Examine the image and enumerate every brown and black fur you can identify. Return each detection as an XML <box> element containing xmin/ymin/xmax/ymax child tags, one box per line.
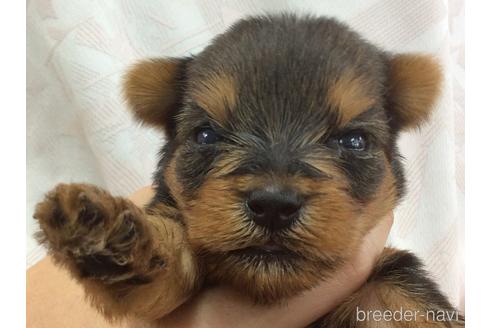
<box><xmin>34</xmin><ymin>14</ymin><xmax>463</xmax><ymax>327</ymax></box>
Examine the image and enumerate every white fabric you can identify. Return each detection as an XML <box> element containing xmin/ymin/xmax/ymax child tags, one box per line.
<box><xmin>27</xmin><ymin>0</ymin><xmax>465</xmax><ymax>311</ymax></box>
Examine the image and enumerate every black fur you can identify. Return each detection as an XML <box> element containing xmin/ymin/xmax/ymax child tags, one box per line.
<box><xmin>152</xmin><ymin>14</ymin><xmax>402</xmax><ymax>206</ymax></box>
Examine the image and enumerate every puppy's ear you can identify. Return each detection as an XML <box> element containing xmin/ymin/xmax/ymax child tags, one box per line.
<box><xmin>386</xmin><ymin>54</ymin><xmax>443</xmax><ymax>131</ymax></box>
<box><xmin>123</xmin><ymin>58</ymin><xmax>189</xmax><ymax>137</ymax></box>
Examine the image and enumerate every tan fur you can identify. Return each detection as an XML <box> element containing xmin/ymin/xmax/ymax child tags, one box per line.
<box><xmin>163</xmin><ymin>155</ymin><xmax>185</xmax><ymax>205</ymax></box>
<box><xmin>387</xmin><ymin>54</ymin><xmax>443</xmax><ymax>130</ymax></box>
<box><xmin>189</xmin><ymin>72</ymin><xmax>237</xmax><ymax>124</ymax></box>
<box><xmin>328</xmin><ymin>70</ymin><xmax>376</xmax><ymax>126</ymax></box>
<box><xmin>181</xmin><ymin>160</ymin><xmax>367</xmax><ymax>302</ymax></box>
<box><xmin>184</xmin><ymin>173</ymin><xmax>339</xmax><ymax>302</ymax></box>
<box><xmin>182</xmin><ymin>150</ymin><xmax>395</xmax><ymax>272</ymax></box>
<box><xmin>123</xmin><ymin>58</ymin><xmax>182</xmax><ymax>129</ymax></box>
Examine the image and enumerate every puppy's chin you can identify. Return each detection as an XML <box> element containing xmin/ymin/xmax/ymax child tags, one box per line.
<box><xmin>202</xmin><ymin>247</ymin><xmax>342</xmax><ymax>304</ymax></box>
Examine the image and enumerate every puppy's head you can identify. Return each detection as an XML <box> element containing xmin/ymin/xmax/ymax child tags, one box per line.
<box><xmin>124</xmin><ymin>15</ymin><xmax>442</xmax><ymax>303</ymax></box>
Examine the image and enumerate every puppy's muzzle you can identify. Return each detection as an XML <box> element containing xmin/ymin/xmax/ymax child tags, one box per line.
<box><xmin>246</xmin><ymin>187</ymin><xmax>302</xmax><ymax>231</ymax></box>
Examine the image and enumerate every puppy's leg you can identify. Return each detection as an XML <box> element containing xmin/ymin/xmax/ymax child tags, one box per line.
<box><xmin>34</xmin><ymin>183</ymin><xmax>199</xmax><ymax>321</ymax></box>
<box><xmin>310</xmin><ymin>248</ymin><xmax>464</xmax><ymax>328</ymax></box>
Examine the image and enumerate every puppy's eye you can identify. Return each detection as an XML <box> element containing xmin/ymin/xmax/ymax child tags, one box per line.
<box><xmin>338</xmin><ymin>132</ymin><xmax>367</xmax><ymax>151</ymax></box>
<box><xmin>196</xmin><ymin>128</ymin><xmax>219</xmax><ymax>145</ymax></box>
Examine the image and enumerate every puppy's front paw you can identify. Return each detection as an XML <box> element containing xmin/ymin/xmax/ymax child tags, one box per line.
<box><xmin>34</xmin><ymin>183</ymin><xmax>148</xmax><ymax>281</ymax></box>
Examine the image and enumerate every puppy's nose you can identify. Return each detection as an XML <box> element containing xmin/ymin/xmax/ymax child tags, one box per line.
<box><xmin>246</xmin><ymin>189</ymin><xmax>301</xmax><ymax>231</ymax></box>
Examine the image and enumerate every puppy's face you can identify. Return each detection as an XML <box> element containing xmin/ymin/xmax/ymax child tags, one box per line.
<box><xmin>124</xmin><ymin>15</ymin><xmax>442</xmax><ymax>302</ymax></box>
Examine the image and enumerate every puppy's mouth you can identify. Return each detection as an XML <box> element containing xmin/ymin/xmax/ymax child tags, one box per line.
<box><xmin>230</xmin><ymin>241</ymin><xmax>300</xmax><ymax>261</ymax></box>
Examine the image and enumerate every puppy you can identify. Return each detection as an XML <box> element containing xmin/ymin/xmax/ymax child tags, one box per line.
<box><xmin>34</xmin><ymin>14</ymin><xmax>464</xmax><ymax>327</ymax></box>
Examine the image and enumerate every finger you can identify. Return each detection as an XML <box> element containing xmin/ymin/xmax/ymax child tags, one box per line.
<box><xmin>352</xmin><ymin>212</ymin><xmax>394</xmax><ymax>275</ymax></box>
<box><xmin>128</xmin><ymin>186</ymin><xmax>154</xmax><ymax>207</ymax></box>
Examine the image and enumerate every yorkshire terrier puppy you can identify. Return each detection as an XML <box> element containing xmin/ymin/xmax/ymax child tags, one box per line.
<box><xmin>34</xmin><ymin>14</ymin><xmax>464</xmax><ymax>327</ymax></box>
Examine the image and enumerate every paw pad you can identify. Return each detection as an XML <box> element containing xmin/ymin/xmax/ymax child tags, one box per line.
<box><xmin>77</xmin><ymin>193</ymin><xmax>104</xmax><ymax>227</ymax></box>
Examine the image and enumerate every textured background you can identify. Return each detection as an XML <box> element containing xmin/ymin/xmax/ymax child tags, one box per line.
<box><xmin>26</xmin><ymin>0</ymin><xmax>465</xmax><ymax>311</ymax></box>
